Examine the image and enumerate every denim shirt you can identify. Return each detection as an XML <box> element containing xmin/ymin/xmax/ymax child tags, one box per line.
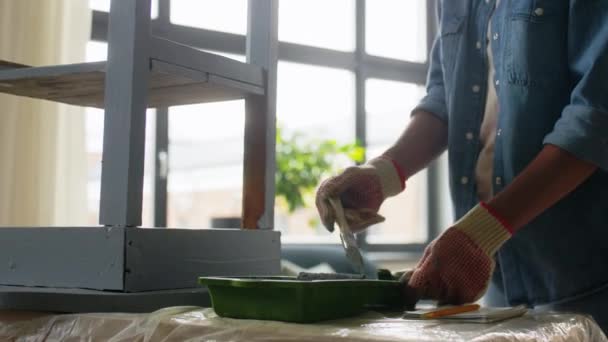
<box><xmin>414</xmin><ymin>0</ymin><xmax>608</xmax><ymax>306</ymax></box>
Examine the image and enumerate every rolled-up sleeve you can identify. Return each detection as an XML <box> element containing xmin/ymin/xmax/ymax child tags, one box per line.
<box><xmin>543</xmin><ymin>2</ymin><xmax>608</xmax><ymax>170</ymax></box>
<box><xmin>411</xmin><ymin>3</ymin><xmax>449</xmax><ymax>124</ymax></box>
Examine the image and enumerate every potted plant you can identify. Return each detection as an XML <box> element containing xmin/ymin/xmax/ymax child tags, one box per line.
<box><xmin>275</xmin><ymin>127</ymin><xmax>365</xmax><ymax>227</ymax></box>
<box><xmin>209</xmin><ymin>127</ymin><xmax>364</xmax><ymax>229</ymax></box>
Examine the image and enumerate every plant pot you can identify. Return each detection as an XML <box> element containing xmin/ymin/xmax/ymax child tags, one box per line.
<box><xmin>210</xmin><ymin>216</ymin><xmax>241</xmax><ymax>229</ymax></box>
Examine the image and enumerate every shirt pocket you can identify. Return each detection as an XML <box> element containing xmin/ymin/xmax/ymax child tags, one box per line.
<box><xmin>504</xmin><ymin>0</ymin><xmax>569</xmax><ymax>88</ymax></box>
<box><xmin>439</xmin><ymin>16</ymin><xmax>465</xmax><ymax>89</ymax></box>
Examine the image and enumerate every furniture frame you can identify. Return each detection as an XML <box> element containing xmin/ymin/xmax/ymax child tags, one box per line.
<box><xmin>0</xmin><ymin>0</ymin><xmax>280</xmax><ymax>312</ymax></box>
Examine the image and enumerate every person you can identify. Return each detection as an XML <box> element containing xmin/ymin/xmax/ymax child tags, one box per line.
<box><xmin>315</xmin><ymin>0</ymin><xmax>608</xmax><ymax>332</ymax></box>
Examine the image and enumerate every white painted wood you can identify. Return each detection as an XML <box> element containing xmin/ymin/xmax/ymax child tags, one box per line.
<box><xmin>243</xmin><ymin>0</ymin><xmax>279</xmax><ymax>229</ymax></box>
<box><xmin>124</xmin><ymin>228</ymin><xmax>281</xmax><ymax>291</ymax></box>
<box><xmin>99</xmin><ymin>0</ymin><xmax>152</xmax><ymax>227</ymax></box>
<box><xmin>149</xmin><ymin>37</ymin><xmax>264</xmax><ymax>87</ymax></box>
<box><xmin>0</xmin><ymin>60</ymin><xmax>264</xmax><ymax>108</ymax></box>
<box><xmin>0</xmin><ymin>286</ymin><xmax>211</xmax><ymax>313</ymax></box>
<box><xmin>0</xmin><ymin>227</ymin><xmax>125</xmax><ymax>290</ymax></box>
<box><xmin>0</xmin><ymin>227</ymin><xmax>280</xmax><ymax>292</ymax></box>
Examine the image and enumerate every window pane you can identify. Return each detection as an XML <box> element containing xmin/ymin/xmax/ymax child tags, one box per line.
<box><xmin>364</xmin><ymin>79</ymin><xmax>427</xmax><ymax>244</ymax></box>
<box><xmin>86</xmin><ymin>41</ymin><xmax>107</xmax><ymax>62</ymax></box>
<box><xmin>278</xmin><ymin>62</ymin><xmax>355</xmax><ymax>142</ymax></box>
<box><xmin>365</xmin><ymin>0</ymin><xmax>427</xmax><ymax>62</ymax></box>
<box><xmin>364</xmin><ymin>146</ymin><xmax>428</xmax><ymax>244</ymax></box>
<box><xmin>279</xmin><ymin>0</ymin><xmax>355</xmax><ymax>51</ymax></box>
<box><xmin>170</xmin><ymin>0</ymin><xmax>247</xmax><ymax>34</ymax></box>
<box><xmin>438</xmin><ymin>152</ymin><xmax>454</xmax><ymax>230</ymax></box>
<box><xmin>85</xmin><ymin>42</ymin><xmax>155</xmax><ymax>226</ymax></box>
<box><xmin>366</xmin><ymin>78</ymin><xmax>425</xmax><ymax>146</ymax></box>
<box><xmin>277</xmin><ymin>62</ymin><xmax>355</xmax><ymax>243</ymax></box>
<box><xmin>89</xmin><ymin>0</ymin><xmax>158</xmax><ymax>18</ymax></box>
<box><xmin>168</xmin><ymin>101</ymin><xmax>245</xmax><ymax>228</ymax></box>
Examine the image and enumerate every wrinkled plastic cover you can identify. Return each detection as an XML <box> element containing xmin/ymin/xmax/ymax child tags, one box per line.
<box><xmin>0</xmin><ymin>307</ymin><xmax>605</xmax><ymax>342</ymax></box>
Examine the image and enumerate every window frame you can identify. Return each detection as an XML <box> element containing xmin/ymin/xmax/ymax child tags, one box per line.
<box><xmin>90</xmin><ymin>0</ymin><xmax>440</xmax><ymax>254</ymax></box>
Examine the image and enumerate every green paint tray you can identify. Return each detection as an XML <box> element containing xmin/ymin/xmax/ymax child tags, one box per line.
<box><xmin>199</xmin><ymin>276</ymin><xmax>404</xmax><ymax>323</ymax></box>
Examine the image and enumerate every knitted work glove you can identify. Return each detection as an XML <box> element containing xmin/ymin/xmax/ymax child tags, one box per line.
<box><xmin>315</xmin><ymin>156</ymin><xmax>406</xmax><ymax>233</ymax></box>
<box><xmin>408</xmin><ymin>203</ymin><xmax>513</xmax><ymax>304</ymax></box>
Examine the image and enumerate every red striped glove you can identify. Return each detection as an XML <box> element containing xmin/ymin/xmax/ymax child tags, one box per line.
<box><xmin>315</xmin><ymin>156</ymin><xmax>406</xmax><ymax>233</ymax></box>
<box><xmin>408</xmin><ymin>203</ymin><xmax>513</xmax><ymax>304</ymax></box>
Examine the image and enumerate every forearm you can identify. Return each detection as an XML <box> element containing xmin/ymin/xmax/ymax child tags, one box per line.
<box><xmin>488</xmin><ymin>144</ymin><xmax>597</xmax><ymax>232</ymax></box>
<box><xmin>383</xmin><ymin>110</ymin><xmax>448</xmax><ymax>179</ymax></box>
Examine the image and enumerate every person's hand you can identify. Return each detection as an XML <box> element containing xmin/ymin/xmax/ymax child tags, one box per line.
<box><xmin>315</xmin><ymin>156</ymin><xmax>406</xmax><ymax>233</ymax></box>
<box><xmin>407</xmin><ymin>203</ymin><xmax>513</xmax><ymax>304</ymax></box>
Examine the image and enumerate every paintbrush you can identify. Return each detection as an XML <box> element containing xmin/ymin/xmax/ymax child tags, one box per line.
<box><xmin>329</xmin><ymin>197</ymin><xmax>365</xmax><ymax>276</ymax></box>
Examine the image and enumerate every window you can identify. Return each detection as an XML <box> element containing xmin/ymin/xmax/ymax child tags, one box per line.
<box><xmin>365</xmin><ymin>79</ymin><xmax>425</xmax><ymax>146</ymax></box>
<box><xmin>170</xmin><ymin>0</ymin><xmax>247</xmax><ymax>34</ymax></box>
<box><xmin>365</xmin><ymin>79</ymin><xmax>427</xmax><ymax>244</ymax></box>
<box><xmin>89</xmin><ymin>0</ymin><xmax>158</xmax><ymax>18</ymax></box>
<box><xmin>276</xmin><ymin>62</ymin><xmax>355</xmax><ymax>243</ymax></box>
<box><xmin>279</xmin><ymin>0</ymin><xmax>356</xmax><ymax>51</ymax></box>
<box><xmin>365</xmin><ymin>0</ymin><xmax>427</xmax><ymax>62</ymax></box>
<box><xmin>167</xmin><ymin>101</ymin><xmax>245</xmax><ymax>228</ymax></box>
<box><xmin>277</xmin><ymin>62</ymin><xmax>355</xmax><ymax>143</ymax></box>
<box><xmin>90</xmin><ymin>1</ymin><xmax>441</xmax><ymax>251</ymax></box>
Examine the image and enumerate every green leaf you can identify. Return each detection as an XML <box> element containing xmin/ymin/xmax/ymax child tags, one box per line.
<box><xmin>275</xmin><ymin>125</ymin><xmax>366</xmax><ymax>213</ymax></box>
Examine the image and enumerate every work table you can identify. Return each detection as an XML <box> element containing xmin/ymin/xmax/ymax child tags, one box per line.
<box><xmin>0</xmin><ymin>307</ymin><xmax>605</xmax><ymax>341</ymax></box>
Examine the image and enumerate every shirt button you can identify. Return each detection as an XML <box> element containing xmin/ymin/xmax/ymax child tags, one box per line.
<box><xmin>476</xmin><ymin>41</ymin><xmax>482</xmax><ymax>49</ymax></box>
<box><xmin>461</xmin><ymin>176</ymin><xmax>469</xmax><ymax>185</ymax></box>
<box><xmin>472</xmin><ymin>85</ymin><xmax>481</xmax><ymax>93</ymax></box>
<box><xmin>466</xmin><ymin>132</ymin><xmax>474</xmax><ymax>140</ymax></box>
<box><xmin>495</xmin><ymin>79</ymin><xmax>500</xmax><ymax>86</ymax></box>
<box><xmin>497</xmin><ymin>128</ymin><xmax>502</xmax><ymax>136</ymax></box>
<box><xmin>493</xmin><ymin>33</ymin><xmax>499</xmax><ymax>40</ymax></box>
<box><xmin>495</xmin><ymin>177</ymin><xmax>502</xmax><ymax>185</ymax></box>
<box><xmin>534</xmin><ymin>7</ymin><xmax>544</xmax><ymax>16</ymax></box>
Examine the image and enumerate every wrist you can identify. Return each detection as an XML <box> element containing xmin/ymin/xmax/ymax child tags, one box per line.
<box><xmin>367</xmin><ymin>156</ymin><xmax>406</xmax><ymax>198</ymax></box>
<box><xmin>384</xmin><ymin>156</ymin><xmax>407</xmax><ymax>186</ymax></box>
<box><xmin>454</xmin><ymin>203</ymin><xmax>512</xmax><ymax>256</ymax></box>
<box><xmin>479</xmin><ymin>202</ymin><xmax>514</xmax><ymax>234</ymax></box>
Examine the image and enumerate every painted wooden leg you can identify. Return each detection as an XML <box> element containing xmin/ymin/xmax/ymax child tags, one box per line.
<box><xmin>242</xmin><ymin>0</ymin><xmax>278</xmax><ymax>229</ymax></box>
<box><xmin>99</xmin><ymin>0</ymin><xmax>152</xmax><ymax>227</ymax></box>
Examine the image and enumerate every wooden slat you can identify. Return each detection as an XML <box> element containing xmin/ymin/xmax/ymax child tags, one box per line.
<box><xmin>124</xmin><ymin>228</ymin><xmax>281</xmax><ymax>291</ymax></box>
<box><xmin>0</xmin><ymin>286</ymin><xmax>211</xmax><ymax>313</ymax></box>
<box><xmin>0</xmin><ymin>226</ymin><xmax>280</xmax><ymax>294</ymax></box>
<box><xmin>0</xmin><ymin>60</ymin><xmax>28</xmax><ymax>70</ymax></box>
<box><xmin>0</xmin><ymin>227</ymin><xmax>125</xmax><ymax>291</ymax></box>
<box><xmin>0</xmin><ymin>59</ymin><xmax>264</xmax><ymax>108</ymax></box>
<box><xmin>149</xmin><ymin>37</ymin><xmax>264</xmax><ymax>87</ymax></box>
<box><xmin>242</xmin><ymin>0</ymin><xmax>279</xmax><ymax>229</ymax></box>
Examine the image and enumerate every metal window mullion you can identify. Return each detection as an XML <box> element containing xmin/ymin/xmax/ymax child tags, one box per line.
<box><xmin>154</xmin><ymin>0</ymin><xmax>170</xmax><ymax>228</ymax></box>
<box><xmin>363</xmin><ymin>62</ymin><xmax>427</xmax><ymax>85</ymax></box>
<box><xmin>154</xmin><ymin>107</ymin><xmax>169</xmax><ymax>227</ymax></box>
<box><xmin>157</xmin><ymin>0</ymin><xmax>171</xmax><ymax>28</ymax></box>
<box><xmin>426</xmin><ymin>0</ymin><xmax>441</xmax><ymax>240</ymax></box>
<box><xmin>355</xmin><ymin>0</ymin><xmax>369</xmax><ymax>248</ymax></box>
<box><xmin>91</xmin><ymin>11</ymin><xmax>432</xmax><ymax>76</ymax></box>
<box><xmin>355</xmin><ymin>0</ymin><xmax>366</xmax><ymax>150</ymax></box>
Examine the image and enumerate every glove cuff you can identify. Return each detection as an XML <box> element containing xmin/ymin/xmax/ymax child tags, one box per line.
<box><xmin>367</xmin><ymin>156</ymin><xmax>406</xmax><ymax>198</ymax></box>
<box><xmin>455</xmin><ymin>203</ymin><xmax>511</xmax><ymax>256</ymax></box>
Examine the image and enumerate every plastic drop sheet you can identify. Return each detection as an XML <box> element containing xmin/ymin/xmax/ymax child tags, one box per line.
<box><xmin>0</xmin><ymin>307</ymin><xmax>606</xmax><ymax>342</ymax></box>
